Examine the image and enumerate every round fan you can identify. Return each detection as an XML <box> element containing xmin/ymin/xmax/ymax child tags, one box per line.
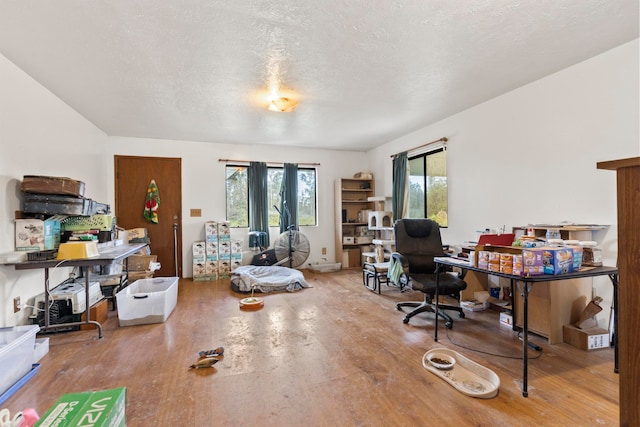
<box><xmin>273</xmin><ymin>229</ymin><xmax>310</xmax><ymax>268</ymax></box>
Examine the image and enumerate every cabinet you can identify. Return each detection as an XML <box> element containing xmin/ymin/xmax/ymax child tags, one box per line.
<box><xmin>335</xmin><ymin>178</ymin><xmax>375</xmax><ymax>268</ymax></box>
<box><xmin>597</xmin><ymin>156</ymin><xmax>640</xmax><ymax>427</ymax></box>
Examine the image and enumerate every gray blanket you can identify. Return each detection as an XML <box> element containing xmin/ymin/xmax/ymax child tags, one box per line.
<box><xmin>230</xmin><ymin>265</ymin><xmax>311</xmax><ymax>293</ymax></box>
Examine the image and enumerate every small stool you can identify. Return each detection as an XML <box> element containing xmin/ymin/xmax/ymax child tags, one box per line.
<box><xmin>363</xmin><ymin>262</ymin><xmax>390</xmax><ymax>294</ymax></box>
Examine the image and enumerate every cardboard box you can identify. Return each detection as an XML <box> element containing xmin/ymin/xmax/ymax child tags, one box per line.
<box><xmin>522</xmin><ymin>248</ymin><xmax>545</xmax><ymax>276</ymax></box>
<box><xmin>230</xmin><ymin>240</ymin><xmax>243</xmax><ymax>257</ymax></box>
<box><xmin>499</xmin><ymin>312</ymin><xmax>513</xmax><ymax>327</ymax></box>
<box><xmin>217</xmin><ymin>221</ymin><xmax>230</xmax><ymax>240</ymax></box>
<box><xmin>80</xmin><ymin>299</ymin><xmax>108</xmax><ymax>330</ymax></box>
<box><xmin>205</xmin><ymin>221</ymin><xmax>218</xmax><ymax>242</ymax></box>
<box><xmin>193</xmin><ymin>262</ymin><xmax>205</xmax><ymax>276</ymax></box>
<box><xmin>461</xmin><ymin>300</ymin><xmax>489</xmax><ymax>311</ymax></box>
<box><xmin>126</xmin><ymin>254</ymin><xmax>157</xmax><ymax>272</ymax></box>
<box><xmin>563</xmin><ymin>325</ymin><xmax>610</xmax><ymax>351</ymax></box>
<box><xmin>35</xmin><ymin>387</ymin><xmax>126</xmax><ymax>427</ymax></box>
<box><xmin>343</xmin><ymin>236</ymin><xmax>355</xmax><ymax>244</ymax></box>
<box><xmin>124</xmin><ymin>227</ymin><xmax>148</xmax><ymax>243</ymax></box>
<box><xmin>542</xmin><ymin>247</ymin><xmax>574</xmax><ymax>275</ymax></box>
<box><xmin>15</xmin><ymin>218</ymin><xmax>61</xmax><ymax>251</ymax></box>
<box><xmin>218</xmin><ymin>260</ymin><xmax>231</xmax><ymax>273</ymax></box>
<box><xmin>205</xmin><ymin>261</ymin><xmax>218</xmax><ymax>275</ymax></box>
<box><xmin>218</xmin><ymin>241</ymin><xmax>231</xmax><ymax>260</ymax></box>
<box><xmin>192</xmin><ymin>241</ymin><xmax>205</xmax><ymax>258</ymax></box>
<box><xmin>566</xmin><ymin>245</ymin><xmax>584</xmax><ymax>270</ymax></box>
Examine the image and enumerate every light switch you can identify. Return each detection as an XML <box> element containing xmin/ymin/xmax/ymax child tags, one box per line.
<box><xmin>190</xmin><ymin>209</ymin><xmax>202</xmax><ymax>217</ymax></box>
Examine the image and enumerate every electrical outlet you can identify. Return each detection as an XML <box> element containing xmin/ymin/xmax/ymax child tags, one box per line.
<box><xmin>322</xmin><ymin>247</ymin><xmax>327</xmax><ymax>255</ymax></box>
<box><xmin>13</xmin><ymin>297</ymin><xmax>21</xmax><ymax>313</ymax></box>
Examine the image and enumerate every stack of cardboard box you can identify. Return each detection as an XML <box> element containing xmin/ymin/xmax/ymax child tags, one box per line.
<box><xmin>193</xmin><ymin>221</ymin><xmax>242</xmax><ymax>280</ymax></box>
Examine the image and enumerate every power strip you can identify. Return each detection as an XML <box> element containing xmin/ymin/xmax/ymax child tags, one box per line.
<box><xmin>519</xmin><ymin>336</ymin><xmax>543</xmax><ymax>351</ymax></box>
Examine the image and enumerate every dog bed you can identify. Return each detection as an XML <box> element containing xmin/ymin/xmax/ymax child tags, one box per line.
<box><xmin>230</xmin><ymin>265</ymin><xmax>311</xmax><ymax>293</ymax></box>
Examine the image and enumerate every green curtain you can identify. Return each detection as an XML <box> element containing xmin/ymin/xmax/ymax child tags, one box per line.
<box><xmin>248</xmin><ymin>161</ymin><xmax>270</xmax><ymax>247</ymax></box>
<box><xmin>392</xmin><ymin>152</ymin><xmax>408</xmax><ymax>221</ymax></box>
<box><xmin>279</xmin><ymin>163</ymin><xmax>298</xmax><ymax>233</ymax></box>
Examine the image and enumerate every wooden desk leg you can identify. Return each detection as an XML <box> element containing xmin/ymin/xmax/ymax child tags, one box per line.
<box><xmin>517</xmin><ymin>280</ymin><xmax>533</xmax><ymax>397</ymax></box>
<box><xmin>609</xmin><ymin>273</ymin><xmax>619</xmax><ymax>373</ymax></box>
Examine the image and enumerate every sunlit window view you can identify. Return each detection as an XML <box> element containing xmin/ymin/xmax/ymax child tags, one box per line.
<box><xmin>407</xmin><ymin>149</ymin><xmax>448</xmax><ymax>226</ymax></box>
<box><xmin>225</xmin><ymin>166</ymin><xmax>317</xmax><ymax>227</ymax></box>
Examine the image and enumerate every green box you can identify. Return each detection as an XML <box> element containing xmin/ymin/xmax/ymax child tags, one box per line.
<box><xmin>35</xmin><ymin>387</ymin><xmax>126</xmax><ymax>427</ymax></box>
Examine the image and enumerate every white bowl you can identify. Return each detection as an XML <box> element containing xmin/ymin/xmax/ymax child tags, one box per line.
<box><xmin>427</xmin><ymin>352</ymin><xmax>456</xmax><ymax>370</ymax></box>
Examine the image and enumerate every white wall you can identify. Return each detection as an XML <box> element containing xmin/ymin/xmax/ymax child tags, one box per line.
<box><xmin>0</xmin><ymin>53</ymin><xmax>108</xmax><ymax>326</ymax></box>
<box><xmin>106</xmin><ymin>137</ymin><xmax>367</xmax><ymax>277</ymax></box>
<box><xmin>1</xmin><ymin>39</ymin><xmax>637</xmax><ymax>327</ymax></box>
<box><xmin>367</xmin><ymin>39</ymin><xmax>640</xmax><ymax>326</ymax></box>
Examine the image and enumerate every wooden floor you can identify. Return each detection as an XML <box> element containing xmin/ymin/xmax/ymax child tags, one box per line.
<box><xmin>4</xmin><ymin>270</ymin><xmax>619</xmax><ymax>426</ymax></box>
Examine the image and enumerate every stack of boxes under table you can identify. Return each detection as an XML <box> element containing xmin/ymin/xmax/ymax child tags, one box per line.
<box><xmin>193</xmin><ymin>220</ymin><xmax>242</xmax><ymax>280</ymax></box>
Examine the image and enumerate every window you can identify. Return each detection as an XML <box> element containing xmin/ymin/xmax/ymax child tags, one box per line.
<box><xmin>225</xmin><ymin>165</ymin><xmax>317</xmax><ymax>227</ymax></box>
<box><xmin>407</xmin><ymin>148</ymin><xmax>448</xmax><ymax>226</ymax></box>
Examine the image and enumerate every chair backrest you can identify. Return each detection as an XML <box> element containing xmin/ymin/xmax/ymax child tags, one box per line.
<box><xmin>394</xmin><ymin>219</ymin><xmax>445</xmax><ymax>274</ymax></box>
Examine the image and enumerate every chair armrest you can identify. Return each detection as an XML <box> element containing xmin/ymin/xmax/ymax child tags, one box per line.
<box><xmin>390</xmin><ymin>252</ymin><xmax>410</xmax><ymax>272</ymax></box>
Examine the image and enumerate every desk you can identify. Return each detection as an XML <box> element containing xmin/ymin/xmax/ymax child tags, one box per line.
<box><xmin>434</xmin><ymin>256</ymin><xmax>618</xmax><ymax>397</ymax></box>
<box><xmin>13</xmin><ymin>243</ymin><xmax>147</xmax><ymax>339</ymax></box>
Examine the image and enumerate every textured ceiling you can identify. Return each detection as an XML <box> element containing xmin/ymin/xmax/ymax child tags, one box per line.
<box><xmin>0</xmin><ymin>1</ymin><xmax>637</xmax><ymax>151</ymax></box>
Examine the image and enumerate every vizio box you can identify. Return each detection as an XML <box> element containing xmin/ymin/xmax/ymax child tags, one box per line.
<box><xmin>116</xmin><ymin>277</ymin><xmax>178</xmax><ymax>327</ymax></box>
<box><xmin>35</xmin><ymin>387</ymin><xmax>126</xmax><ymax>427</ymax></box>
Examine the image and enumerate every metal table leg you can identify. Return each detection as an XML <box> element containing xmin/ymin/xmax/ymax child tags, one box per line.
<box><xmin>517</xmin><ymin>280</ymin><xmax>533</xmax><ymax>397</ymax></box>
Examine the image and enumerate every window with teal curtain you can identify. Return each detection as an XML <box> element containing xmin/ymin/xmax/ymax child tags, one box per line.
<box><xmin>248</xmin><ymin>161</ymin><xmax>270</xmax><ymax>246</ymax></box>
<box><xmin>279</xmin><ymin>163</ymin><xmax>298</xmax><ymax>233</ymax></box>
<box><xmin>392</xmin><ymin>152</ymin><xmax>408</xmax><ymax>221</ymax></box>
<box><xmin>407</xmin><ymin>148</ymin><xmax>448</xmax><ymax>226</ymax></box>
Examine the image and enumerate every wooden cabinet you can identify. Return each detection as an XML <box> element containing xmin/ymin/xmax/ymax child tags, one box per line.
<box><xmin>335</xmin><ymin>178</ymin><xmax>375</xmax><ymax>268</ymax></box>
<box><xmin>597</xmin><ymin>157</ymin><xmax>640</xmax><ymax>427</ymax></box>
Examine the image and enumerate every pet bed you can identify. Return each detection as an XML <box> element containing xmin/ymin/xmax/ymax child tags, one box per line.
<box><xmin>230</xmin><ymin>265</ymin><xmax>311</xmax><ymax>293</ymax></box>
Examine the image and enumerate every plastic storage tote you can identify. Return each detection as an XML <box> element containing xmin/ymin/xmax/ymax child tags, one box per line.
<box><xmin>116</xmin><ymin>277</ymin><xmax>178</xmax><ymax>327</ymax></box>
<box><xmin>0</xmin><ymin>325</ymin><xmax>39</xmax><ymax>396</ymax></box>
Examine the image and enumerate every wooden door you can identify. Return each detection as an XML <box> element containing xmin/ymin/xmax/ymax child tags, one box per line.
<box><xmin>114</xmin><ymin>156</ymin><xmax>182</xmax><ymax>277</ymax></box>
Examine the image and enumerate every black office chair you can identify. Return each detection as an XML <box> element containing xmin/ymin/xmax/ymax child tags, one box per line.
<box><xmin>393</xmin><ymin>218</ymin><xmax>467</xmax><ymax>328</ymax></box>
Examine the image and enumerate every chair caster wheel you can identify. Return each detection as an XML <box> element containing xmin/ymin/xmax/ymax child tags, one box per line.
<box><xmin>402</xmin><ymin>317</ymin><xmax>410</xmax><ymax>324</ymax></box>
<box><xmin>445</xmin><ymin>321</ymin><xmax>453</xmax><ymax>329</ymax></box>
<box><xmin>459</xmin><ymin>312</ymin><xmax>465</xmax><ymax>318</ymax></box>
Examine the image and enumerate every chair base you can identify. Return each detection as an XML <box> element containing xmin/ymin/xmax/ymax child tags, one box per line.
<box><xmin>397</xmin><ymin>300</ymin><xmax>465</xmax><ymax>329</ymax></box>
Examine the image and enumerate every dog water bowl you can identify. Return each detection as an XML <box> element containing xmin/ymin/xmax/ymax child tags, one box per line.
<box><xmin>422</xmin><ymin>348</ymin><xmax>500</xmax><ymax>398</ymax></box>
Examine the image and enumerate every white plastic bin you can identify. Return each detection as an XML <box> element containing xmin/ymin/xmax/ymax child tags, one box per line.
<box><xmin>116</xmin><ymin>277</ymin><xmax>178</xmax><ymax>327</ymax></box>
<box><xmin>0</xmin><ymin>325</ymin><xmax>39</xmax><ymax>395</ymax></box>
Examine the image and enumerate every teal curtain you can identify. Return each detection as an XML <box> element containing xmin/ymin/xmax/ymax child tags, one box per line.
<box><xmin>248</xmin><ymin>161</ymin><xmax>270</xmax><ymax>247</ymax></box>
<box><xmin>392</xmin><ymin>152</ymin><xmax>408</xmax><ymax>221</ymax></box>
<box><xmin>279</xmin><ymin>163</ymin><xmax>298</xmax><ymax>233</ymax></box>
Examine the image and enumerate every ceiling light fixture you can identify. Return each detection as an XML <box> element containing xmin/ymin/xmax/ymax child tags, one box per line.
<box><xmin>267</xmin><ymin>96</ymin><xmax>297</xmax><ymax>112</ymax></box>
